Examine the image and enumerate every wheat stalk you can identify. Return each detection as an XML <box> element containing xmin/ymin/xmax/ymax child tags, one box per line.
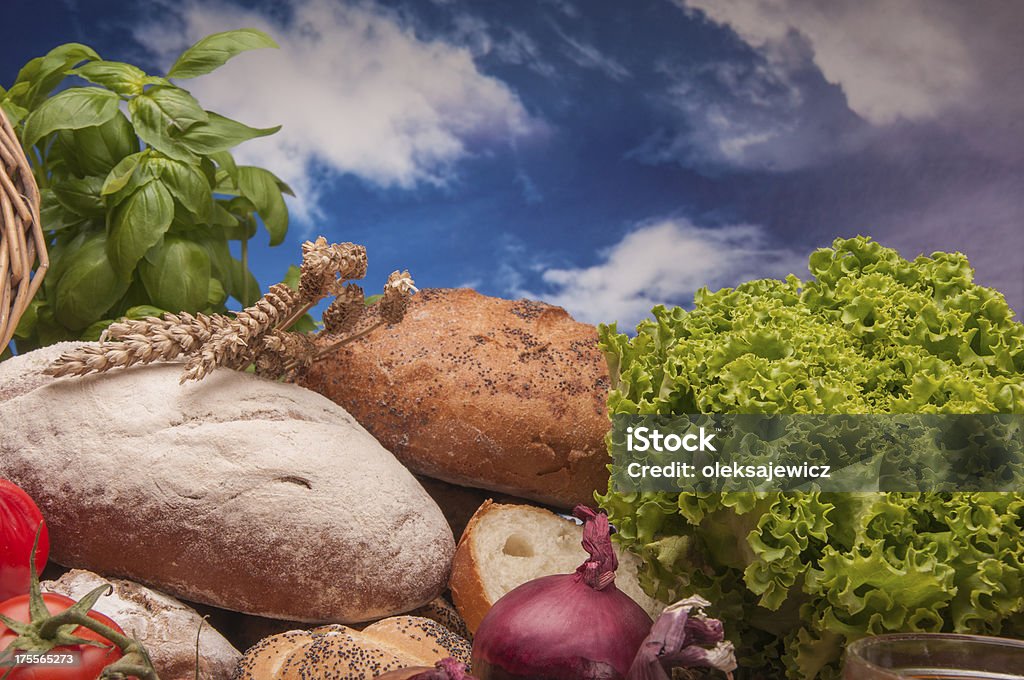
<box><xmin>44</xmin><ymin>238</ymin><xmax>413</xmax><ymax>383</ymax></box>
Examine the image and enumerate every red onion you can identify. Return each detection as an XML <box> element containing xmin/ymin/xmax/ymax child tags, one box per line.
<box><xmin>470</xmin><ymin>506</ymin><xmax>653</xmax><ymax>679</ymax></box>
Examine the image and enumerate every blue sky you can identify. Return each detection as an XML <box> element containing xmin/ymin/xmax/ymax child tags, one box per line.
<box><xmin>4</xmin><ymin>0</ymin><xmax>1023</xmax><ymax>327</ymax></box>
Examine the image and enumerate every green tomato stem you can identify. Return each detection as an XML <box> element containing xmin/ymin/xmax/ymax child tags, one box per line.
<box><xmin>36</xmin><ymin>607</ymin><xmax>133</xmax><ymax>652</ymax></box>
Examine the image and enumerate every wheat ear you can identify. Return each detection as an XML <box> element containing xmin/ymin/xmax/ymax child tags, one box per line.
<box><xmin>179</xmin><ymin>283</ymin><xmax>301</xmax><ymax>383</ymax></box>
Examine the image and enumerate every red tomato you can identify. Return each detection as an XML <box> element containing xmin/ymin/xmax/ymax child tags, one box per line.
<box><xmin>0</xmin><ymin>479</ymin><xmax>50</xmax><ymax>601</ymax></box>
<box><xmin>0</xmin><ymin>593</ymin><xmax>124</xmax><ymax>680</ymax></box>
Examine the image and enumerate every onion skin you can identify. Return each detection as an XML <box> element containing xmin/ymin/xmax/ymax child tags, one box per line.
<box><xmin>626</xmin><ymin>596</ymin><xmax>737</xmax><ymax>680</ymax></box>
<box><xmin>471</xmin><ymin>574</ymin><xmax>653</xmax><ymax>679</ymax></box>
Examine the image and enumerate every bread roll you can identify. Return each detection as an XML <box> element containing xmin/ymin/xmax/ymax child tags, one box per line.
<box><xmin>233</xmin><ymin>617</ymin><xmax>471</xmax><ymax>679</ymax></box>
<box><xmin>449</xmin><ymin>501</ymin><xmax>666</xmax><ymax>634</ymax></box>
<box><xmin>43</xmin><ymin>569</ymin><xmax>240</xmax><ymax>680</ymax></box>
<box><xmin>299</xmin><ymin>288</ymin><xmax>611</xmax><ymax>508</ymax></box>
<box><xmin>408</xmin><ymin>597</ymin><xmax>470</xmax><ymax>641</ymax></box>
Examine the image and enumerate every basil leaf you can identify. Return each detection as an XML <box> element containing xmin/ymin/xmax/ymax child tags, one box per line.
<box><xmin>222</xmin><ymin>210</ymin><xmax>258</xmax><ymax>241</ymax></box>
<box><xmin>54</xmin><ymin>234</ymin><xmax>130</xmax><ymax>330</ymax></box>
<box><xmin>207</xmin><ymin>277</ymin><xmax>227</xmax><ymax>308</ymax></box>
<box><xmin>125</xmin><ymin>305</ymin><xmax>168</xmax><ymax>320</ymax></box>
<box><xmin>189</xmin><ymin>230</ymin><xmax>233</xmax><ymax>287</ymax></box>
<box><xmin>236</xmin><ymin>166</ymin><xmax>288</xmax><ymax>245</ymax></box>
<box><xmin>155</xmin><ymin>156</ymin><xmax>214</xmax><ymax>219</ymax></box>
<box><xmin>22</xmin><ymin>87</ymin><xmax>120</xmax><ymax>148</ymax></box>
<box><xmin>14</xmin><ymin>43</ymin><xmax>100</xmax><ymax>109</ymax></box>
<box><xmin>167</xmin><ymin>29</ymin><xmax>278</xmax><ymax>79</ymax></box>
<box><xmin>51</xmin><ymin>175</ymin><xmax>105</xmax><ymax>218</ymax></box>
<box><xmin>80</xmin><ymin>319</ymin><xmax>116</xmax><ymax>341</ymax></box>
<box><xmin>146</xmin><ymin>85</ymin><xmax>208</xmax><ymax>130</ymax></box>
<box><xmin>56</xmin><ymin>111</ymin><xmax>139</xmax><ymax>177</ymax></box>
<box><xmin>107</xmin><ymin>181</ymin><xmax>174</xmax><ymax>276</ymax></box>
<box><xmin>208</xmin><ymin>201</ymin><xmax>238</xmax><ymax>228</ymax></box>
<box><xmin>210</xmin><ymin>150</ymin><xmax>238</xmax><ymax>178</ymax></box>
<box><xmin>43</xmin><ymin>232</ymin><xmax>87</xmax><ymax>302</ymax></box>
<box><xmin>0</xmin><ymin>99</ymin><xmax>28</xmax><ymax>127</ymax></box>
<box><xmin>71</xmin><ymin>60</ymin><xmax>148</xmax><ymax>97</ymax></box>
<box><xmin>40</xmin><ymin>189</ymin><xmax>87</xmax><ymax>232</ymax></box>
<box><xmin>227</xmin><ymin>257</ymin><xmax>261</xmax><ymax>306</ymax></box>
<box><xmin>199</xmin><ymin>156</ymin><xmax>217</xmax><ymax>187</ymax></box>
<box><xmin>178</xmin><ymin>112</ymin><xmax>279</xmax><ymax>155</ymax></box>
<box><xmin>288</xmin><ymin>314</ymin><xmax>319</xmax><ymax>334</ymax></box>
<box><xmin>282</xmin><ymin>264</ymin><xmax>301</xmax><ymax>291</ymax></box>
<box><xmin>101</xmin><ymin>151</ymin><xmax>148</xmax><ymax>196</ymax></box>
<box><xmin>128</xmin><ymin>93</ymin><xmax>195</xmax><ymax>162</ymax></box>
<box><xmin>139</xmin><ymin>236</ymin><xmax>211</xmax><ymax>313</ymax></box>
<box><xmin>13</xmin><ymin>299</ymin><xmax>41</xmax><ymax>339</ymax></box>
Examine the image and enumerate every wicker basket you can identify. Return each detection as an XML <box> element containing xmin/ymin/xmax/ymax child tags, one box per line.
<box><xmin>0</xmin><ymin>106</ymin><xmax>47</xmax><ymax>350</ymax></box>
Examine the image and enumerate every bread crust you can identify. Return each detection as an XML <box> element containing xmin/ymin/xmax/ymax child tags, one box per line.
<box><xmin>299</xmin><ymin>288</ymin><xmax>611</xmax><ymax>508</ymax></box>
<box><xmin>451</xmin><ymin>500</ymin><xmax>590</xmax><ymax>634</ymax></box>
<box><xmin>448</xmin><ymin>500</ymin><xmax>496</xmax><ymax>635</ymax></box>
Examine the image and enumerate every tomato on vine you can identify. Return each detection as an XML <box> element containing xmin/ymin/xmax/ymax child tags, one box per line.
<box><xmin>0</xmin><ymin>530</ymin><xmax>158</xmax><ymax>679</ymax></box>
<box><xmin>0</xmin><ymin>593</ymin><xmax>123</xmax><ymax>680</ymax></box>
<box><xmin>0</xmin><ymin>479</ymin><xmax>49</xmax><ymax>602</ymax></box>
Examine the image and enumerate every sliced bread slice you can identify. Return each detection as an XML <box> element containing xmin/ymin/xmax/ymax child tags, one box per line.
<box><xmin>449</xmin><ymin>501</ymin><xmax>666</xmax><ymax>633</ymax></box>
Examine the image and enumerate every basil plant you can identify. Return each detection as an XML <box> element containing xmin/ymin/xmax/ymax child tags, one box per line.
<box><xmin>0</xmin><ymin>29</ymin><xmax>293</xmax><ymax>352</ymax></box>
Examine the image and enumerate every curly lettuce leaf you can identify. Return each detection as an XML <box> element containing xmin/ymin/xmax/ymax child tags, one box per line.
<box><xmin>598</xmin><ymin>236</ymin><xmax>1024</xmax><ymax>678</ymax></box>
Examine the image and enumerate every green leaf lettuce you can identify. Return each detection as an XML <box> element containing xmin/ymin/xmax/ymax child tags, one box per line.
<box><xmin>598</xmin><ymin>236</ymin><xmax>1024</xmax><ymax>678</ymax></box>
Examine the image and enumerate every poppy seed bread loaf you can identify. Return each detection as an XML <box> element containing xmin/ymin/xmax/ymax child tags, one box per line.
<box><xmin>299</xmin><ymin>288</ymin><xmax>611</xmax><ymax>508</ymax></box>
<box><xmin>232</xmin><ymin>617</ymin><xmax>471</xmax><ymax>679</ymax></box>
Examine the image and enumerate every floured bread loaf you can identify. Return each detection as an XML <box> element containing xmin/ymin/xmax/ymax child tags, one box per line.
<box><xmin>0</xmin><ymin>342</ymin><xmax>454</xmax><ymax>623</ymax></box>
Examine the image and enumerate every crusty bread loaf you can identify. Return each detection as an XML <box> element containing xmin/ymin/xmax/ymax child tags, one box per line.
<box><xmin>449</xmin><ymin>501</ymin><xmax>666</xmax><ymax>634</ymax></box>
<box><xmin>43</xmin><ymin>569</ymin><xmax>240</xmax><ymax>680</ymax></box>
<box><xmin>0</xmin><ymin>343</ymin><xmax>454</xmax><ymax>623</ymax></box>
<box><xmin>299</xmin><ymin>288</ymin><xmax>611</xmax><ymax>509</ymax></box>
<box><xmin>233</xmin><ymin>617</ymin><xmax>471</xmax><ymax>679</ymax></box>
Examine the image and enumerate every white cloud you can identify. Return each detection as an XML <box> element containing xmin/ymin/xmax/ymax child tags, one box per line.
<box><xmin>541</xmin><ymin>0</ymin><xmax>581</xmax><ymax>20</ymax></box>
<box><xmin>553</xmin><ymin>25</ymin><xmax>631</xmax><ymax>81</ymax></box>
<box><xmin>632</xmin><ymin>55</ymin><xmax>860</xmax><ymax>171</ymax></box>
<box><xmin>652</xmin><ymin>1</ymin><xmax>1024</xmax><ymax>171</ymax></box>
<box><xmin>446</xmin><ymin>14</ymin><xmax>558</xmax><ymax>78</ymax></box>
<box><xmin>678</xmin><ymin>0</ymin><xmax>975</xmax><ymax>125</ymax></box>
<box><xmin>136</xmin><ymin>0</ymin><xmax>540</xmax><ymax>223</ymax></box>
<box><xmin>515</xmin><ymin>219</ymin><xmax>808</xmax><ymax>328</ymax></box>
